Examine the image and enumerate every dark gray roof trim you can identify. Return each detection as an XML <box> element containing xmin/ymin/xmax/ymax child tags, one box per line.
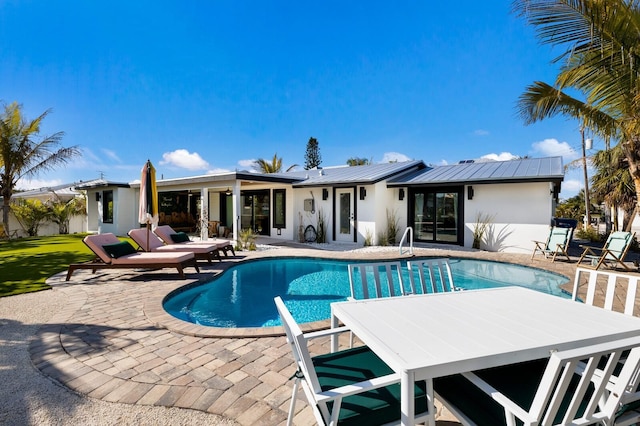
<box><xmin>74</xmin><ymin>179</ymin><xmax>130</xmax><ymax>190</ymax></box>
<box><xmin>292</xmin><ymin>160</ymin><xmax>426</xmax><ymax>188</ymax></box>
<box><xmin>387</xmin><ymin>157</ymin><xmax>564</xmax><ymax>187</ymax></box>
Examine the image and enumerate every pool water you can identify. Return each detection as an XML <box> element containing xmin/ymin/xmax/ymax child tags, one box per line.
<box><xmin>163</xmin><ymin>257</ymin><xmax>569</xmax><ymax>328</ymax></box>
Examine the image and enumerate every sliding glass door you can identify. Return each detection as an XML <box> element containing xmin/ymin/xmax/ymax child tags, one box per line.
<box><xmin>410</xmin><ymin>188</ymin><xmax>462</xmax><ymax>244</ymax></box>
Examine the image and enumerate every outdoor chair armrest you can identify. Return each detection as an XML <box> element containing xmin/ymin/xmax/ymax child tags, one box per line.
<box><xmin>460</xmin><ymin>371</ymin><xmax>536</xmax><ymax>424</ymax></box>
<box><xmin>315</xmin><ymin>372</ymin><xmax>400</xmax><ymax>403</ymax></box>
<box><xmin>305</xmin><ymin>326</ymin><xmax>350</xmax><ymax>340</ymax></box>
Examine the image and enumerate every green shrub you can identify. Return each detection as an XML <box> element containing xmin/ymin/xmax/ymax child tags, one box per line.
<box><xmin>575</xmin><ymin>226</ymin><xmax>602</xmax><ymax>242</ymax></box>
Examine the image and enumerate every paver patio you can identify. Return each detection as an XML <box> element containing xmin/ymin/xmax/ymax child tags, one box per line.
<box><xmin>29</xmin><ymin>243</ymin><xmax>636</xmax><ymax>425</ymax></box>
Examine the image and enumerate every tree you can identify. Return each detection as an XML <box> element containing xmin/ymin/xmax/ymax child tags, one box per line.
<box><xmin>346</xmin><ymin>157</ymin><xmax>371</xmax><ymax>166</ymax></box>
<box><xmin>304</xmin><ymin>137</ymin><xmax>322</xmax><ymax>170</ymax></box>
<box><xmin>10</xmin><ymin>199</ymin><xmax>50</xmax><ymax>236</ymax></box>
<box><xmin>0</xmin><ymin>102</ymin><xmax>79</xmax><ymax>235</ymax></box>
<box><xmin>513</xmin><ymin>0</ymin><xmax>640</xmax><ymax>216</ymax></box>
<box><xmin>48</xmin><ymin>196</ymin><xmax>86</xmax><ymax>234</ymax></box>
<box><xmin>590</xmin><ymin>146</ymin><xmax>636</xmax><ymax>231</ymax></box>
<box><xmin>253</xmin><ymin>153</ymin><xmax>298</xmax><ymax>173</ymax></box>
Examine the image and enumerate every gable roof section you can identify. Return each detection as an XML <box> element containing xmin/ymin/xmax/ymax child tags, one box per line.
<box><xmin>291</xmin><ymin>160</ymin><xmax>425</xmax><ymax>187</ymax></box>
<box><xmin>388</xmin><ymin>157</ymin><xmax>564</xmax><ymax>187</ymax></box>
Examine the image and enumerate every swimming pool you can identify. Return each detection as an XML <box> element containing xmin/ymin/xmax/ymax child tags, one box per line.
<box><xmin>163</xmin><ymin>257</ymin><xmax>569</xmax><ymax>328</ymax></box>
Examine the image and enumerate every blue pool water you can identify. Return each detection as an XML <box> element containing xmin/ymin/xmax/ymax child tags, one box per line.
<box><xmin>163</xmin><ymin>257</ymin><xmax>569</xmax><ymax>328</ymax></box>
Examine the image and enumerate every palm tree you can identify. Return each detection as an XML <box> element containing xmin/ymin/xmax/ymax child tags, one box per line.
<box><xmin>590</xmin><ymin>146</ymin><xmax>636</xmax><ymax>231</ymax></box>
<box><xmin>253</xmin><ymin>153</ymin><xmax>297</xmax><ymax>173</ymax></box>
<box><xmin>346</xmin><ymin>157</ymin><xmax>371</xmax><ymax>166</ymax></box>
<box><xmin>513</xmin><ymin>0</ymin><xmax>640</xmax><ymax>214</ymax></box>
<box><xmin>0</xmin><ymin>102</ymin><xmax>80</xmax><ymax>234</ymax></box>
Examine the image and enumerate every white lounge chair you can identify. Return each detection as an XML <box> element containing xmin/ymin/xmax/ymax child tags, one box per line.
<box><xmin>274</xmin><ymin>296</ymin><xmax>431</xmax><ymax>426</ymax></box>
<box><xmin>66</xmin><ymin>233</ymin><xmax>199</xmax><ymax>281</ymax></box>
<box><xmin>406</xmin><ymin>258</ymin><xmax>456</xmax><ymax>294</ymax></box>
<box><xmin>435</xmin><ymin>335</ymin><xmax>640</xmax><ymax>426</ymax></box>
<box><xmin>128</xmin><ymin>228</ymin><xmax>221</xmax><ymax>263</ymax></box>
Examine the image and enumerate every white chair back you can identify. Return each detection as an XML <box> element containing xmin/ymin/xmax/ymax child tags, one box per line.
<box><xmin>572</xmin><ymin>267</ymin><xmax>640</xmax><ymax>316</ymax></box>
<box><xmin>347</xmin><ymin>261</ymin><xmax>408</xmax><ymax>299</ymax></box>
<box><xmin>406</xmin><ymin>258</ymin><xmax>456</xmax><ymax>294</ymax></box>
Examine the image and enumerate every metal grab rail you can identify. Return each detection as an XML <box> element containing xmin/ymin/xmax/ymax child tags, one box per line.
<box><xmin>399</xmin><ymin>227</ymin><xmax>413</xmax><ymax>255</ymax></box>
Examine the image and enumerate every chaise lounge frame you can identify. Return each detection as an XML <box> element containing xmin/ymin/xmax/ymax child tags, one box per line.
<box><xmin>66</xmin><ymin>233</ymin><xmax>200</xmax><ymax>281</ymax></box>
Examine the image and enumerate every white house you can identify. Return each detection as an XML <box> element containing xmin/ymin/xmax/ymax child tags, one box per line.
<box><xmin>74</xmin><ymin>157</ymin><xmax>564</xmax><ymax>254</ymax></box>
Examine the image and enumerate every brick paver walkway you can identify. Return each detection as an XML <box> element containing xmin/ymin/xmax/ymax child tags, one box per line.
<box><xmin>30</xmin><ymin>245</ymin><xmax>627</xmax><ymax>425</ymax></box>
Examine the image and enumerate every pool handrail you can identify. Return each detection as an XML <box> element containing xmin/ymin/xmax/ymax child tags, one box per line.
<box><xmin>399</xmin><ymin>227</ymin><xmax>413</xmax><ymax>255</ymax></box>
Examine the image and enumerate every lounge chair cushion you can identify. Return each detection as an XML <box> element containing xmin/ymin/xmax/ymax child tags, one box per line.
<box><xmin>103</xmin><ymin>241</ymin><xmax>137</xmax><ymax>258</ymax></box>
<box><xmin>313</xmin><ymin>346</ymin><xmax>428</xmax><ymax>426</ymax></box>
<box><xmin>170</xmin><ymin>232</ymin><xmax>190</xmax><ymax>243</ymax></box>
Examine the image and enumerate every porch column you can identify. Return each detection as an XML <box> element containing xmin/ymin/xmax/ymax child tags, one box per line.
<box><xmin>200</xmin><ymin>187</ymin><xmax>209</xmax><ymax>241</ymax></box>
<box><xmin>232</xmin><ymin>181</ymin><xmax>240</xmax><ymax>245</ymax></box>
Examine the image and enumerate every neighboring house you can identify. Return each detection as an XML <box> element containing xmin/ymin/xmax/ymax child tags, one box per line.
<box><xmin>4</xmin><ymin>181</ymin><xmax>93</xmax><ymax>237</ymax></box>
<box><xmin>75</xmin><ymin>157</ymin><xmax>564</xmax><ymax>254</ymax></box>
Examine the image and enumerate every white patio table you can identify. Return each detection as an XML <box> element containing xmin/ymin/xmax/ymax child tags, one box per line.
<box><xmin>330</xmin><ymin>286</ymin><xmax>640</xmax><ymax>426</ymax></box>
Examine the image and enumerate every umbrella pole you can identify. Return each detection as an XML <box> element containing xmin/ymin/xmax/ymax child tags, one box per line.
<box><xmin>147</xmin><ymin>222</ymin><xmax>150</xmax><ymax>251</ymax></box>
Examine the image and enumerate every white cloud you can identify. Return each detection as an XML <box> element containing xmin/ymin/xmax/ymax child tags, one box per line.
<box><xmin>381</xmin><ymin>152</ymin><xmax>412</xmax><ymax>163</ymax></box>
<box><xmin>15</xmin><ymin>178</ymin><xmax>63</xmax><ymax>191</ymax></box>
<box><xmin>531</xmin><ymin>138</ymin><xmax>578</xmax><ymax>161</ymax></box>
<box><xmin>101</xmin><ymin>148</ymin><xmax>122</xmax><ymax>163</ymax></box>
<box><xmin>238</xmin><ymin>159</ymin><xmax>256</xmax><ymax>169</ymax></box>
<box><xmin>479</xmin><ymin>152</ymin><xmax>519</xmax><ymax>162</ymax></box>
<box><xmin>207</xmin><ymin>167</ymin><xmax>232</xmax><ymax>174</ymax></box>
<box><xmin>473</xmin><ymin>129</ymin><xmax>490</xmax><ymax>136</ymax></box>
<box><xmin>160</xmin><ymin>149</ymin><xmax>209</xmax><ymax>170</ymax></box>
<box><xmin>559</xmin><ymin>179</ymin><xmax>583</xmax><ymax>199</ymax></box>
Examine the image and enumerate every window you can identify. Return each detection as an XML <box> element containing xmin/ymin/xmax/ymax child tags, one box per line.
<box><xmin>273</xmin><ymin>189</ymin><xmax>286</xmax><ymax>229</ymax></box>
<box><xmin>103</xmin><ymin>190</ymin><xmax>114</xmax><ymax>223</ymax></box>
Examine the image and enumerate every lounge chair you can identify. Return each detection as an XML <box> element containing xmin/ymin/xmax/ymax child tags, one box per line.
<box><xmin>577</xmin><ymin>231</ymin><xmax>636</xmax><ymax>271</ymax></box>
<box><xmin>531</xmin><ymin>226</ymin><xmax>571</xmax><ymax>261</ymax></box>
<box><xmin>274</xmin><ymin>296</ymin><xmax>431</xmax><ymax>426</ymax></box>
<box><xmin>66</xmin><ymin>233</ymin><xmax>199</xmax><ymax>281</ymax></box>
<box><xmin>128</xmin><ymin>228</ymin><xmax>221</xmax><ymax>263</ymax></box>
<box><xmin>435</xmin><ymin>335</ymin><xmax>640</xmax><ymax>426</ymax></box>
<box><xmin>154</xmin><ymin>225</ymin><xmax>235</xmax><ymax>257</ymax></box>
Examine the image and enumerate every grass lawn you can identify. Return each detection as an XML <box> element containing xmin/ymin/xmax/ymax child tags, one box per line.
<box><xmin>0</xmin><ymin>234</ymin><xmax>134</xmax><ymax>297</ymax></box>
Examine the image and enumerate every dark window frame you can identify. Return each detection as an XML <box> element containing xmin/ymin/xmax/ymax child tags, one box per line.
<box><xmin>103</xmin><ymin>190</ymin><xmax>114</xmax><ymax>224</ymax></box>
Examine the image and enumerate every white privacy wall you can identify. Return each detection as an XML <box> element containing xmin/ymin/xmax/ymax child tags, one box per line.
<box><xmin>464</xmin><ymin>182</ymin><xmax>555</xmax><ymax>253</ymax></box>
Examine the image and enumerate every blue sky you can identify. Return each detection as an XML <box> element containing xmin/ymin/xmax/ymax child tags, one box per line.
<box><xmin>1</xmin><ymin>1</ymin><xmax>592</xmax><ymax>198</ymax></box>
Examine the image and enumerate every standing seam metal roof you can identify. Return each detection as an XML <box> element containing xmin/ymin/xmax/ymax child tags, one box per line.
<box><xmin>388</xmin><ymin>157</ymin><xmax>564</xmax><ymax>186</ymax></box>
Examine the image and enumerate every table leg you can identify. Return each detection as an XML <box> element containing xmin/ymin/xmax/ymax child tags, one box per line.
<box><xmin>401</xmin><ymin>370</ymin><xmax>415</xmax><ymax>426</ymax></box>
<box><xmin>426</xmin><ymin>378</ymin><xmax>436</xmax><ymax>426</ymax></box>
<box><xmin>330</xmin><ymin>311</ymin><xmax>339</xmax><ymax>353</ymax></box>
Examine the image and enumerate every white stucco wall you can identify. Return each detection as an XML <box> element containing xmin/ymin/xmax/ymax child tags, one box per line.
<box><xmin>464</xmin><ymin>182</ymin><xmax>555</xmax><ymax>253</ymax></box>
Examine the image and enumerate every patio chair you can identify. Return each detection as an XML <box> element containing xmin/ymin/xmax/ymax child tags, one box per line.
<box><xmin>406</xmin><ymin>258</ymin><xmax>456</xmax><ymax>294</ymax></box>
<box><xmin>577</xmin><ymin>231</ymin><xmax>636</xmax><ymax>271</ymax></box>
<box><xmin>434</xmin><ymin>335</ymin><xmax>640</xmax><ymax>426</ymax></box>
<box><xmin>154</xmin><ymin>225</ymin><xmax>235</xmax><ymax>257</ymax></box>
<box><xmin>66</xmin><ymin>233</ymin><xmax>199</xmax><ymax>281</ymax></box>
<box><xmin>347</xmin><ymin>261</ymin><xmax>409</xmax><ymax>300</ymax></box>
<box><xmin>531</xmin><ymin>226</ymin><xmax>571</xmax><ymax>262</ymax></box>
<box><xmin>571</xmin><ymin>267</ymin><xmax>640</xmax><ymax>425</ymax></box>
<box><xmin>128</xmin><ymin>228</ymin><xmax>221</xmax><ymax>263</ymax></box>
<box><xmin>274</xmin><ymin>296</ymin><xmax>431</xmax><ymax>426</ymax></box>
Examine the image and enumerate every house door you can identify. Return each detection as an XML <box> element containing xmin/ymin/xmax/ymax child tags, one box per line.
<box><xmin>335</xmin><ymin>188</ymin><xmax>354</xmax><ymax>242</ymax></box>
<box><xmin>410</xmin><ymin>188</ymin><xmax>463</xmax><ymax>245</ymax></box>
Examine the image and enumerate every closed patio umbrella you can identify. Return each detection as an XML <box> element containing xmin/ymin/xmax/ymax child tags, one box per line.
<box><xmin>139</xmin><ymin>159</ymin><xmax>159</xmax><ymax>249</ymax></box>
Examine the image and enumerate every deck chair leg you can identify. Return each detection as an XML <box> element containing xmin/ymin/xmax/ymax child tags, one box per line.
<box><xmin>287</xmin><ymin>377</ymin><xmax>300</xmax><ymax>426</ymax></box>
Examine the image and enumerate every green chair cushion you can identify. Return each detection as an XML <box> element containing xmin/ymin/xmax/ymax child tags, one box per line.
<box><xmin>102</xmin><ymin>241</ymin><xmax>137</xmax><ymax>258</ymax></box>
<box><xmin>170</xmin><ymin>232</ymin><xmax>190</xmax><ymax>243</ymax></box>
<box><xmin>313</xmin><ymin>346</ymin><xmax>428</xmax><ymax>426</ymax></box>
<box><xmin>434</xmin><ymin>358</ymin><xmax>588</xmax><ymax>426</ymax></box>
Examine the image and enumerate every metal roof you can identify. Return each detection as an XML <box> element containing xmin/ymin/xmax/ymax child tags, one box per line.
<box><xmin>388</xmin><ymin>157</ymin><xmax>564</xmax><ymax>187</ymax></box>
<box><xmin>291</xmin><ymin>160</ymin><xmax>426</xmax><ymax>187</ymax></box>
